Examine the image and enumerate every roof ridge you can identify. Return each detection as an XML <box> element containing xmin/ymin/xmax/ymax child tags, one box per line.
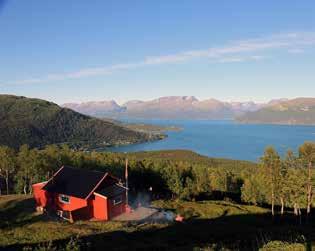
<box><xmin>63</xmin><ymin>165</ymin><xmax>107</xmax><ymax>175</ymax></box>
<box><xmin>42</xmin><ymin>166</ymin><xmax>109</xmax><ymax>199</ymax></box>
<box><xmin>85</xmin><ymin>173</ymin><xmax>108</xmax><ymax>200</ymax></box>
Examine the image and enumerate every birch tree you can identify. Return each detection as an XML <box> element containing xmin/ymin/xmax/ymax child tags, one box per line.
<box><xmin>261</xmin><ymin>147</ymin><xmax>281</xmax><ymax>217</ymax></box>
<box><xmin>299</xmin><ymin>142</ymin><xmax>315</xmax><ymax>217</ymax></box>
<box><xmin>0</xmin><ymin>146</ymin><xmax>16</xmax><ymax>194</ymax></box>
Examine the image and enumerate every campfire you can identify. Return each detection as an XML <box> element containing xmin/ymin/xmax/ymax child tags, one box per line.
<box><xmin>175</xmin><ymin>214</ymin><xmax>184</xmax><ymax>222</ymax></box>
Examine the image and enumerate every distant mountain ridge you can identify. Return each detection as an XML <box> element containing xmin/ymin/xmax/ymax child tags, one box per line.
<box><xmin>63</xmin><ymin>96</ymin><xmax>268</xmax><ymax>119</ymax></box>
<box><xmin>0</xmin><ymin>95</ymin><xmax>158</xmax><ymax>149</ymax></box>
<box><xmin>63</xmin><ymin>100</ymin><xmax>126</xmax><ymax>117</ymax></box>
<box><xmin>64</xmin><ymin>96</ymin><xmax>314</xmax><ymax>124</ymax></box>
<box><xmin>237</xmin><ymin>98</ymin><xmax>315</xmax><ymax>125</ymax></box>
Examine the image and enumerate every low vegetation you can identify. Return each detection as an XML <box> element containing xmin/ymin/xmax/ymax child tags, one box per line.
<box><xmin>259</xmin><ymin>241</ymin><xmax>305</xmax><ymax>251</ymax></box>
<box><xmin>0</xmin><ymin>195</ymin><xmax>132</xmax><ymax>248</ymax></box>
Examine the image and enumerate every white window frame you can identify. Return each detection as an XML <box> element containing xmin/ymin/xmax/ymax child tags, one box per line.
<box><xmin>113</xmin><ymin>195</ymin><xmax>122</xmax><ymax>205</ymax></box>
<box><xmin>59</xmin><ymin>194</ymin><xmax>70</xmax><ymax>204</ymax></box>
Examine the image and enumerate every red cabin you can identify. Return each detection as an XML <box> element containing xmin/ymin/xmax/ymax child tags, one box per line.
<box><xmin>32</xmin><ymin>166</ymin><xmax>127</xmax><ymax>222</ymax></box>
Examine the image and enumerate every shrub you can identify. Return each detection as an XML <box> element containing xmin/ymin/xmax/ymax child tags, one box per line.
<box><xmin>259</xmin><ymin>241</ymin><xmax>305</xmax><ymax>251</ymax></box>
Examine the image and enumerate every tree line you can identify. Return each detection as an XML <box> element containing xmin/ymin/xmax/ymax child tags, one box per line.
<box><xmin>241</xmin><ymin>142</ymin><xmax>315</xmax><ymax>220</ymax></box>
<box><xmin>0</xmin><ymin>143</ymin><xmax>314</xmax><ymax>217</ymax></box>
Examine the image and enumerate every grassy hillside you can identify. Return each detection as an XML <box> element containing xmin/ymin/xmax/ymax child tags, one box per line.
<box><xmin>0</xmin><ymin>95</ymin><xmax>161</xmax><ymax>149</ymax></box>
<box><xmin>237</xmin><ymin>98</ymin><xmax>315</xmax><ymax>125</ymax></box>
<box><xmin>1</xmin><ymin>195</ymin><xmax>313</xmax><ymax>250</ymax></box>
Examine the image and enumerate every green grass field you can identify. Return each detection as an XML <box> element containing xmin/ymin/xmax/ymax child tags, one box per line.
<box><xmin>0</xmin><ymin>195</ymin><xmax>314</xmax><ymax>250</ymax></box>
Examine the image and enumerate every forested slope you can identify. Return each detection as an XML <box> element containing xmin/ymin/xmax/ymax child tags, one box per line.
<box><xmin>0</xmin><ymin>95</ymin><xmax>158</xmax><ymax>149</ymax></box>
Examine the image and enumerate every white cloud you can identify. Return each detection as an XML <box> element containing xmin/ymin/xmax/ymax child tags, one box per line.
<box><xmin>218</xmin><ymin>55</ymin><xmax>267</xmax><ymax>63</ymax></box>
<box><xmin>288</xmin><ymin>48</ymin><xmax>305</xmax><ymax>54</ymax></box>
<box><xmin>219</xmin><ymin>57</ymin><xmax>245</xmax><ymax>63</ymax></box>
<box><xmin>2</xmin><ymin>31</ymin><xmax>315</xmax><ymax>86</ymax></box>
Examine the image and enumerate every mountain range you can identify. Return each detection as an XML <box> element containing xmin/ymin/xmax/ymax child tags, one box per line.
<box><xmin>1</xmin><ymin>95</ymin><xmax>314</xmax><ymax>151</ymax></box>
<box><xmin>63</xmin><ymin>96</ymin><xmax>286</xmax><ymax>120</ymax></box>
<box><xmin>0</xmin><ymin>95</ymin><xmax>159</xmax><ymax>149</ymax></box>
<box><xmin>237</xmin><ymin>98</ymin><xmax>315</xmax><ymax>125</ymax></box>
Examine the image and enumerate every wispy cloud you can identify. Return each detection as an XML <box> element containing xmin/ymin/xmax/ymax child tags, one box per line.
<box><xmin>2</xmin><ymin>31</ymin><xmax>315</xmax><ymax>86</ymax></box>
<box><xmin>288</xmin><ymin>48</ymin><xmax>305</xmax><ymax>54</ymax></box>
<box><xmin>219</xmin><ymin>55</ymin><xmax>267</xmax><ymax>63</ymax></box>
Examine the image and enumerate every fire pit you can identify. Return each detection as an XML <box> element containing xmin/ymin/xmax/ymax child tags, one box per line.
<box><xmin>148</xmin><ymin>210</ymin><xmax>175</xmax><ymax>223</ymax></box>
<box><xmin>113</xmin><ymin>206</ymin><xmax>181</xmax><ymax>224</ymax></box>
<box><xmin>113</xmin><ymin>206</ymin><xmax>158</xmax><ymax>222</ymax></box>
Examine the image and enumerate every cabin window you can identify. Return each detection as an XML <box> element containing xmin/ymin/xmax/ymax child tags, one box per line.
<box><xmin>59</xmin><ymin>195</ymin><xmax>70</xmax><ymax>204</ymax></box>
<box><xmin>113</xmin><ymin>195</ymin><xmax>122</xmax><ymax>205</ymax></box>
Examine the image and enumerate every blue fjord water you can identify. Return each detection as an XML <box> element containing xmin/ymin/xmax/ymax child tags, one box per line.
<box><xmin>104</xmin><ymin>119</ymin><xmax>315</xmax><ymax>162</ymax></box>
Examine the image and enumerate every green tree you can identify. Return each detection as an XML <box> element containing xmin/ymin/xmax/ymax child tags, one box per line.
<box><xmin>286</xmin><ymin>168</ymin><xmax>306</xmax><ymax>223</ymax></box>
<box><xmin>298</xmin><ymin>142</ymin><xmax>315</xmax><ymax>217</ymax></box>
<box><xmin>193</xmin><ymin>165</ymin><xmax>211</xmax><ymax>195</ymax></box>
<box><xmin>278</xmin><ymin>150</ymin><xmax>294</xmax><ymax>215</ymax></box>
<box><xmin>16</xmin><ymin>145</ymin><xmax>43</xmax><ymax>194</ymax></box>
<box><xmin>241</xmin><ymin>173</ymin><xmax>267</xmax><ymax>205</ymax></box>
<box><xmin>0</xmin><ymin>146</ymin><xmax>16</xmax><ymax>194</ymax></box>
<box><xmin>261</xmin><ymin>146</ymin><xmax>281</xmax><ymax>216</ymax></box>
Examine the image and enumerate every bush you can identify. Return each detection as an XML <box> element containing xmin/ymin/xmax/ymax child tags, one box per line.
<box><xmin>259</xmin><ymin>241</ymin><xmax>305</xmax><ymax>251</ymax></box>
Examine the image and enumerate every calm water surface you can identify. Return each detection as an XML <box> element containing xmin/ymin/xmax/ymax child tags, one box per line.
<box><xmin>104</xmin><ymin>119</ymin><xmax>315</xmax><ymax>162</ymax></box>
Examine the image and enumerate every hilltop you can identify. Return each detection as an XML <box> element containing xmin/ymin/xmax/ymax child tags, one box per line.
<box><xmin>238</xmin><ymin>98</ymin><xmax>315</xmax><ymax>125</ymax></box>
<box><xmin>0</xmin><ymin>95</ymin><xmax>161</xmax><ymax>149</ymax></box>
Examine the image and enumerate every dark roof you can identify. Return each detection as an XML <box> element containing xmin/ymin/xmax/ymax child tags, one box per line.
<box><xmin>96</xmin><ymin>184</ymin><xmax>126</xmax><ymax>198</ymax></box>
<box><xmin>43</xmin><ymin>166</ymin><xmax>106</xmax><ymax>199</ymax></box>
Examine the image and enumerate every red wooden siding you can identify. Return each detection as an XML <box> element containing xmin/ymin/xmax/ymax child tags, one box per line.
<box><xmin>32</xmin><ymin>182</ymin><xmax>48</xmax><ymax>208</ymax></box>
<box><xmin>108</xmin><ymin>193</ymin><xmax>126</xmax><ymax>219</ymax></box>
<box><xmin>53</xmin><ymin>194</ymin><xmax>87</xmax><ymax>211</ymax></box>
<box><xmin>92</xmin><ymin>193</ymin><xmax>108</xmax><ymax>220</ymax></box>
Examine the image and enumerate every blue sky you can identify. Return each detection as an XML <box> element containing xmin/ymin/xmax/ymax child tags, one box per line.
<box><xmin>1</xmin><ymin>0</ymin><xmax>315</xmax><ymax>104</ymax></box>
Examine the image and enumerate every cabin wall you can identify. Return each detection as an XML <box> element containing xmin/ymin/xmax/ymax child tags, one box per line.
<box><xmin>53</xmin><ymin>193</ymin><xmax>88</xmax><ymax>211</ymax></box>
<box><xmin>72</xmin><ymin>206</ymin><xmax>92</xmax><ymax>221</ymax></box>
<box><xmin>92</xmin><ymin>194</ymin><xmax>108</xmax><ymax>220</ymax></box>
<box><xmin>32</xmin><ymin>182</ymin><xmax>49</xmax><ymax>208</ymax></box>
<box><xmin>108</xmin><ymin>193</ymin><xmax>126</xmax><ymax>219</ymax></box>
